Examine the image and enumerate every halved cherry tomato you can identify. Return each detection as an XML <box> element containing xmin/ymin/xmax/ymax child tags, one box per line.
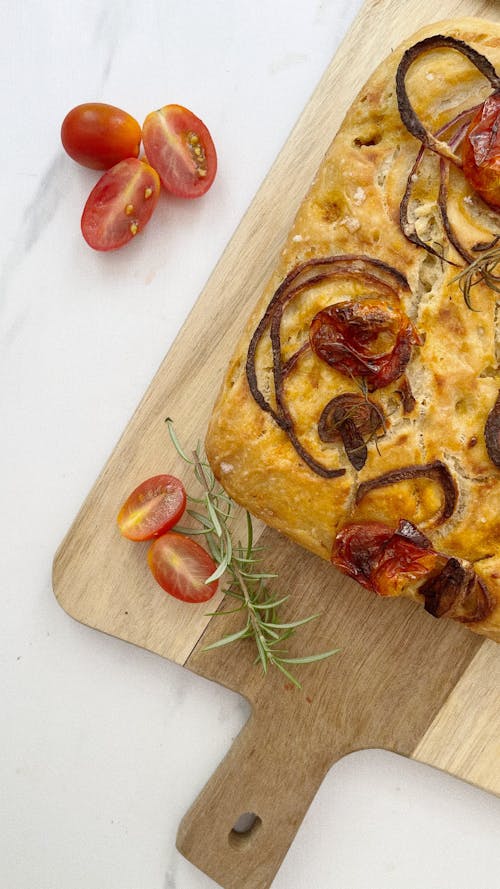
<box><xmin>61</xmin><ymin>103</ymin><xmax>142</xmax><ymax>171</ymax></box>
<box><xmin>309</xmin><ymin>298</ymin><xmax>420</xmax><ymax>391</ymax></box>
<box><xmin>142</xmin><ymin>104</ymin><xmax>217</xmax><ymax>198</ymax></box>
<box><xmin>462</xmin><ymin>93</ymin><xmax>500</xmax><ymax>208</ymax></box>
<box><xmin>148</xmin><ymin>532</ymin><xmax>219</xmax><ymax>603</ymax></box>
<box><xmin>117</xmin><ymin>475</ymin><xmax>187</xmax><ymax>541</ymax></box>
<box><xmin>81</xmin><ymin>157</ymin><xmax>160</xmax><ymax>251</ymax></box>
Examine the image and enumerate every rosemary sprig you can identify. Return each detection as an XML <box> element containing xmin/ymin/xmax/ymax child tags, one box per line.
<box><xmin>165</xmin><ymin>418</ymin><xmax>340</xmax><ymax>688</ymax></box>
<box><xmin>451</xmin><ymin>240</ymin><xmax>500</xmax><ymax>310</ymax></box>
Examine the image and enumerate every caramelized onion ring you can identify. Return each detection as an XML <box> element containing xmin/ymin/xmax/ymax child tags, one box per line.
<box><xmin>246</xmin><ymin>255</ymin><xmax>410</xmax><ymax>478</ymax></box>
<box><xmin>355</xmin><ymin>460</ymin><xmax>458</xmax><ymax>525</ymax></box>
<box><xmin>396</xmin><ymin>35</ymin><xmax>500</xmax><ymax>164</ymax></box>
<box><xmin>485</xmin><ymin>390</ymin><xmax>500</xmax><ymax>467</ymax></box>
<box><xmin>420</xmin><ymin>558</ymin><xmax>495</xmax><ymax>623</ymax></box>
<box><xmin>399</xmin><ymin>107</ymin><xmax>479</xmax><ymax>263</ymax></box>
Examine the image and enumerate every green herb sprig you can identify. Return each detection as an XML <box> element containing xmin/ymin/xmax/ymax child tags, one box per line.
<box><xmin>452</xmin><ymin>238</ymin><xmax>500</xmax><ymax>310</ymax></box>
<box><xmin>166</xmin><ymin>418</ymin><xmax>339</xmax><ymax>688</ymax></box>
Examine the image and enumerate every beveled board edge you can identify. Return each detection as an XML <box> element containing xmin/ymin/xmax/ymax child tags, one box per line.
<box><xmin>53</xmin><ymin>0</ymin><xmax>500</xmax><ymax>668</ymax></box>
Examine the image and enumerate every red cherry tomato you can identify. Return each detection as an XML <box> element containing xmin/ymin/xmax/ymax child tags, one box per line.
<box><xmin>462</xmin><ymin>94</ymin><xmax>500</xmax><ymax>208</ymax></box>
<box><xmin>148</xmin><ymin>532</ymin><xmax>219</xmax><ymax>603</ymax></box>
<box><xmin>61</xmin><ymin>103</ymin><xmax>142</xmax><ymax>171</ymax></box>
<box><xmin>81</xmin><ymin>157</ymin><xmax>160</xmax><ymax>251</ymax></box>
<box><xmin>309</xmin><ymin>298</ymin><xmax>420</xmax><ymax>391</ymax></box>
<box><xmin>117</xmin><ymin>475</ymin><xmax>187</xmax><ymax>541</ymax></box>
<box><xmin>142</xmin><ymin>104</ymin><xmax>217</xmax><ymax>198</ymax></box>
<box><xmin>331</xmin><ymin>521</ymin><xmax>443</xmax><ymax>598</ymax></box>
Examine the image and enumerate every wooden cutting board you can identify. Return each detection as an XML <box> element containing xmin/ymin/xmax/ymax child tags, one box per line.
<box><xmin>52</xmin><ymin>1</ymin><xmax>500</xmax><ymax>887</ymax></box>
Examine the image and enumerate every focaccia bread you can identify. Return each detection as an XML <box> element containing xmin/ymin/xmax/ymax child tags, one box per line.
<box><xmin>206</xmin><ymin>19</ymin><xmax>500</xmax><ymax>642</ymax></box>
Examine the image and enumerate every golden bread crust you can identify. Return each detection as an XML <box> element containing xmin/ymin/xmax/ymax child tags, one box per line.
<box><xmin>206</xmin><ymin>19</ymin><xmax>500</xmax><ymax>641</ymax></box>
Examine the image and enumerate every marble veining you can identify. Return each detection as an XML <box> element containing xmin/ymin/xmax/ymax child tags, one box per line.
<box><xmin>2</xmin><ymin>2</ymin><xmax>500</xmax><ymax>889</ymax></box>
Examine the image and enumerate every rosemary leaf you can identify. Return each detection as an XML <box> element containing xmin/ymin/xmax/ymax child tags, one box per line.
<box><xmin>204</xmin><ymin>605</ymin><xmax>246</xmax><ymax>616</ymax></box>
<box><xmin>203</xmin><ymin>625</ymin><xmax>252</xmax><ymax>650</ymax></box>
<box><xmin>223</xmin><ymin>527</ymin><xmax>233</xmax><ymax>566</ymax></box>
<box><xmin>205</xmin><ymin>494</ymin><xmax>223</xmax><ymax>537</ymax></box>
<box><xmin>171</xmin><ymin>525</ymin><xmax>209</xmax><ymax>536</ymax></box>
<box><xmin>270</xmin><ymin>628</ymin><xmax>295</xmax><ymax>644</ymax></box>
<box><xmin>205</xmin><ymin>555</ymin><xmax>230</xmax><ymax>584</ymax></box>
<box><xmin>223</xmin><ymin>589</ymin><xmax>245</xmax><ymax>601</ymax></box>
<box><xmin>237</xmin><ymin>570</ymin><xmax>279</xmax><ymax>580</ymax></box>
<box><xmin>232</xmin><ymin>553</ymin><xmax>265</xmax><ymax>565</ymax></box>
<box><xmin>186</xmin><ymin>509</ymin><xmax>214</xmax><ymax>528</ymax></box>
<box><xmin>204</xmin><ymin>533</ymin><xmax>223</xmax><ymax>564</ymax></box>
<box><xmin>250</xmin><ymin>595</ymin><xmax>291</xmax><ymax>610</ymax></box>
<box><xmin>278</xmin><ymin>649</ymin><xmax>341</xmax><ymax>664</ymax></box>
<box><xmin>255</xmin><ymin>634</ymin><xmax>269</xmax><ymax>673</ymax></box>
<box><xmin>165</xmin><ymin>417</ymin><xmax>193</xmax><ymax>463</ymax></box>
<box><xmin>451</xmin><ymin>242</ymin><xmax>500</xmax><ymax>310</ymax></box>
<box><xmin>260</xmin><ymin>613</ymin><xmax>321</xmax><ymax>630</ymax></box>
<box><xmin>272</xmin><ymin>660</ymin><xmax>302</xmax><ymax>688</ymax></box>
<box><xmin>245</xmin><ymin>510</ymin><xmax>253</xmax><ymax>559</ymax></box>
<box><xmin>166</xmin><ymin>422</ymin><xmax>340</xmax><ymax>688</ymax></box>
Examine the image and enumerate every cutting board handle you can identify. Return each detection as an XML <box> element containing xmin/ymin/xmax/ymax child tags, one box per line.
<box><xmin>176</xmin><ymin>710</ymin><xmax>346</xmax><ymax>889</ymax></box>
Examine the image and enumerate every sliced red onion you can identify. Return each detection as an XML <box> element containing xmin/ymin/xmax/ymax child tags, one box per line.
<box><xmin>355</xmin><ymin>460</ymin><xmax>457</xmax><ymax>524</ymax></box>
<box><xmin>485</xmin><ymin>390</ymin><xmax>500</xmax><ymax>467</ymax></box>
<box><xmin>246</xmin><ymin>256</ymin><xmax>410</xmax><ymax>478</ymax></box>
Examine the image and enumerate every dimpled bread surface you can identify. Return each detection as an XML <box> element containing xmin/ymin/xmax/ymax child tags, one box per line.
<box><xmin>205</xmin><ymin>19</ymin><xmax>500</xmax><ymax>641</ymax></box>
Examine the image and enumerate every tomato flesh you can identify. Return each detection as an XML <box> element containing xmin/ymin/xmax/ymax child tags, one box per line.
<box><xmin>331</xmin><ymin>521</ymin><xmax>444</xmax><ymax>597</ymax></box>
<box><xmin>117</xmin><ymin>475</ymin><xmax>186</xmax><ymax>541</ymax></box>
<box><xmin>142</xmin><ymin>104</ymin><xmax>217</xmax><ymax>198</ymax></box>
<box><xmin>309</xmin><ymin>298</ymin><xmax>420</xmax><ymax>390</ymax></box>
<box><xmin>61</xmin><ymin>103</ymin><xmax>142</xmax><ymax>171</ymax></box>
<box><xmin>148</xmin><ymin>532</ymin><xmax>219</xmax><ymax>603</ymax></box>
<box><xmin>462</xmin><ymin>93</ymin><xmax>500</xmax><ymax>208</ymax></box>
<box><xmin>81</xmin><ymin>157</ymin><xmax>160</xmax><ymax>251</ymax></box>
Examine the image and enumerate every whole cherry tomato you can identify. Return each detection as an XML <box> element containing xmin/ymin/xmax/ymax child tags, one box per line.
<box><xmin>462</xmin><ymin>93</ymin><xmax>500</xmax><ymax>208</ymax></box>
<box><xmin>117</xmin><ymin>475</ymin><xmax>187</xmax><ymax>542</ymax></box>
<box><xmin>148</xmin><ymin>532</ymin><xmax>219</xmax><ymax>603</ymax></box>
<box><xmin>81</xmin><ymin>157</ymin><xmax>160</xmax><ymax>251</ymax></box>
<box><xmin>142</xmin><ymin>104</ymin><xmax>217</xmax><ymax>198</ymax></box>
<box><xmin>61</xmin><ymin>103</ymin><xmax>142</xmax><ymax>170</ymax></box>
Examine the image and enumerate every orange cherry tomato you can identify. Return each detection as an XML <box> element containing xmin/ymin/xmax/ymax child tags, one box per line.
<box><xmin>117</xmin><ymin>475</ymin><xmax>187</xmax><ymax>542</ymax></box>
<box><xmin>462</xmin><ymin>93</ymin><xmax>500</xmax><ymax>208</ymax></box>
<box><xmin>148</xmin><ymin>532</ymin><xmax>219</xmax><ymax>603</ymax></box>
<box><xmin>81</xmin><ymin>157</ymin><xmax>160</xmax><ymax>251</ymax></box>
<box><xmin>142</xmin><ymin>104</ymin><xmax>217</xmax><ymax>198</ymax></box>
<box><xmin>61</xmin><ymin>103</ymin><xmax>142</xmax><ymax>171</ymax></box>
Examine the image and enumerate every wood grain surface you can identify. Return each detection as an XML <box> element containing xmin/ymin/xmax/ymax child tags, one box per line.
<box><xmin>52</xmin><ymin>1</ymin><xmax>500</xmax><ymax>887</ymax></box>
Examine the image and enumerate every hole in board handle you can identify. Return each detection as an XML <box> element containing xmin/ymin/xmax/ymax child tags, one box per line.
<box><xmin>228</xmin><ymin>812</ymin><xmax>262</xmax><ymax>849</ymax></box>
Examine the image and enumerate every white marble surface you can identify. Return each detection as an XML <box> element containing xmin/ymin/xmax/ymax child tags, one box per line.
<box><xmin>2</xmin><ymin>2</ymin><xmax>500</xmax><ymax>888</ymax></box>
